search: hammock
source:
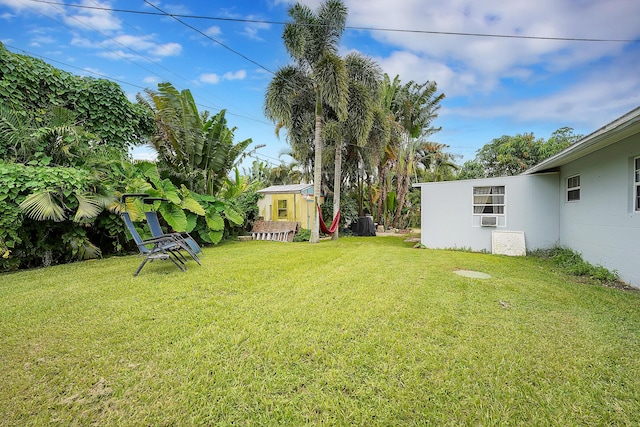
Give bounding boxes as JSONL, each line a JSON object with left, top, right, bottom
{"left": 317, "top": 204, "right": 341, "bottom": 234}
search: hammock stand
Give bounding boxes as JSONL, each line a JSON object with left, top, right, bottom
{"left": 317, "top": 204, "right": 341, "bottom": 234}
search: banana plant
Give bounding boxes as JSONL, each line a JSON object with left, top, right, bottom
{"left": 117, "top": 161, "right": 244, "bottom": 245}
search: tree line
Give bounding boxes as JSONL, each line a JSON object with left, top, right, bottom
{"left": 262, "top": 0, "right": 580, "bottom": 241}
{"left": 0, "top": 43, "right": 258, "bottom": 271}
{"left": 0, "top": 0, "right": 580, "bottom": 270}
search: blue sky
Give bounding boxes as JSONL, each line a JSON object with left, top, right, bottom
{"left": 1, "top": 0, "right": 639, "bottom": 167}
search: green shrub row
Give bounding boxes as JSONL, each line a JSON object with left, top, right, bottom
{"left": 533, "top": 246, "right": 619, "bottom": 284}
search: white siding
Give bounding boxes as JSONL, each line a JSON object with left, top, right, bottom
{"left": 256, "top": 194, "right": 272, "bottom": 221}
{"left": 558, "top": 133, "right": 640, "bottom": 286}
{"left": 417, "top": 174, "right": 559, "bottom": 253}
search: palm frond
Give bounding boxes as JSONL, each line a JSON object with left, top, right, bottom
{"left": 73, "top": 193, "right": 104, "bottom": 221}
{"left": 19, "top": 190, "right": 66, "bottom": 222}
{"left": 69, "top": 237, "right": 101, "bottom": 260}
{"left": 316, "top": 52, "right": 348, "bottom": 121}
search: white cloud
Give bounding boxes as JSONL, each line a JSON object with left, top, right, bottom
{"left": 199, "top": 69, "right": 247, "bottom": 84}
{"left": 223, "top": 70, "right": 247, "bottom": 80}
{"left": 0, "top": 0, "right": 59, "bottom": 15}
{"left": 98, "top": 50, "right": 138, "bottom": 61}
{"left": 29, "top": 35, "right": 56, "bottom": 47}
{"left": 205, "top": 26, "right": 222, "bottom": 37}
{"left": 373, "top": 50, "right": 474, "bottom": 96}
{"left": 63, "top": 0, "right": 121, "bottom": 32}
{"left": 107, "top": 34, "right": 155, "bottom": 51}
{"left": 143, "top": 76, "right": 160, "bottom": 84}
{"left": 82, "top": 67, "right": 108, "bottom": 77}
{"left": 130, "top": 145, "right": 158, "bottom": 161}
{"left": 344, "top": 0, "right": 640, "bottom": 90}
{"left": 98, "top": 34, "right": 182, "bottom": 59}
{"left": 450, "top": 53, "right": 640, "bottom": 130}
{"left": 149, "top": 42, "right": 182, "bottom": 57}
{"left": 241, "top": 17, "right": 271, "bottom": 41}
{"left": 70, "top": 35, "right": 94, "bottom": 48}
{"left": 200, "top": 73, "right": 221, "bottom": 84}
{"left": 334, "top": 0, "right": 640, "bottom": 136}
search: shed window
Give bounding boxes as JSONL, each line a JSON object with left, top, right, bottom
{"left": 567, "top": 175, "right": 580, "bottom": 202}
{"left": 473, "top": 186, "right": 505, "bottom": 215}
{"left": 635, "top": 157, "right": 640, "bottom": 211}
{"left": 277, "top": 199, "right": 288, "bottom": 219}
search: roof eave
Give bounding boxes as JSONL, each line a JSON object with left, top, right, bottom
{"left": 524, "top": 106, "right": 640, "bottom": 175}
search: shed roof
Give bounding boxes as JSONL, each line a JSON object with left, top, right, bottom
{"left": 525, "top": 106, "right": 640, "bottom": 174}
{"left": 257, "top": 184, "right": 314, "bottom": 194}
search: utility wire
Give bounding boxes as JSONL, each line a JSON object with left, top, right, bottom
{"left": 4, "top": 44, "right": 147, "bottom": 90}
{"left": 3, "top": 44, "right": 272, "bottom": 127}
{"left": 15, "top": 0, "right": 276, "bottom": 125}
{"left": 142, "top": 0, "right": 277, "bottom": 75}
{"left": 82, "top": 0, "right": 270, "bottom": 124}
{"left": 24, "top": 0, "right": 640, "bottom": 43}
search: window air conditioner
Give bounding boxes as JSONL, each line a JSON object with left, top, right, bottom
{"left": 480, "top": 216, "right": 498, "bottom": 227}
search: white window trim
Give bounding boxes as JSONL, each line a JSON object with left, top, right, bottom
{"left": 634, "top": 157, "right": 640, "bottom": 212}
{"left": 472, "top": 186, "right": 506, "bottom": 216}
{"left": 566, "top": 174, "right": 581, "bottom": 202}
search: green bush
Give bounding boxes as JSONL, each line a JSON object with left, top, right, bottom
{"left": 293, "top": 228, "right": 311, "bottom": 242}
{"left": 534, "top": 247, "right": 619, "bottom": 284}
{"left": 0, "top": 161, "right": 106, "bottom": 270}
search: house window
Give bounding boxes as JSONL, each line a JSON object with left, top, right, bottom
{"left": 473, "top": 186, "right": 505, "bottom": 215}
{"left": 567, "top": 175, "right": 580, "bottom": 202}
{"left": 635, "top": 157, "right": 640, "bottom": 211}
{"left": 277, "top": 199, "right": 288, "bottom": 219}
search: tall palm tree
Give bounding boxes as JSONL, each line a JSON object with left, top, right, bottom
{"left": 389, "top": 80, "right": 444, "bottom": 227}
{"left": 264, "top": 0, "right": 349, "bottom": 243}
{"left": 374, "top": 74, "right": 404, "bottom": 226}
{"left": 323, "top": 53, "right": 381, "bottom": 239}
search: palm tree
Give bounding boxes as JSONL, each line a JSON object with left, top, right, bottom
{"left": 323, "top": 53, "right": 381, "bottom": 239}
{"left": 389, "top": 80, "right": 444, "bottom": 228}
{"left": 417, "top": 144, "right": 459, "bottom": 182}
{"left": 0, "top": 105, "right": 99, "bottom": 166}
{"left": 374, "top": 74, "right": 404, "bottom": 226}
{"left": 264, "top": 0, "right": 349, "bottom": 243}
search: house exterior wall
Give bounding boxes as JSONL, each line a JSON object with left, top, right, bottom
{"left": 557, "top": 133, "right": 640, "bottom": 286}
{"left": 256, "top": 193, "right": 317, "bottom": 230}
{"left": 257, "top": 194, "right": 272, "bottom": 221}
{"left": 417, "top": 174, "right": 560, "bottom": 252}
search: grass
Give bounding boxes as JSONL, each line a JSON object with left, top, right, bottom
{"left": 1, "top": 236, "right": 639, "bottom": 426}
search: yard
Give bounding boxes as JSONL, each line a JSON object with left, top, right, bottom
{"left": 1, "top": 236, "right": 639, "bottom": 426}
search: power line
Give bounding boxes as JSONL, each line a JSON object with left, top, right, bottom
{"left": 4, "top": 43, "right": 147, "bottom": 90}
{"left": 24, "top": 0, "right": 640, "bottom": 43}
{"left": 2, "top": 44, "right": 273, "bottom": 127}
{"left": 142, "top": 0, "right": 277, "bottom": 75}
{"left": 14, "top": 0, "right": 277, "bottom": 127}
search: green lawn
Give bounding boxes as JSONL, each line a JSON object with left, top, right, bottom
{"left": 1, "top": 236, "right": 639, "bottom": 426}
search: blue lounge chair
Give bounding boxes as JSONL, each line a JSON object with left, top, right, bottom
{"left": 144, "top": 210, "right": 203, "bottom": 257}
{"left": 119, "top": 193, "right": 200, "bottom": 276}
{"left": 121, "top": 212, "right": 194, "bottom": 276}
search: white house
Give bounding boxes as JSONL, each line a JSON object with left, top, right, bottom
{"left": 415, "top": 106, "right": 640, "bottom": 287}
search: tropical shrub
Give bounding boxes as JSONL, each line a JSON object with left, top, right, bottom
{"left": 0, "top": 42, "right": 153, "bottom": 152}
{"left": 0, "top": 161, "right": 108, "bottom": 270}
{"left": 117, "top": 162, "right": 245, "bottom": 246}
{"left": 293, "top": 228, "right": 311, "bottom": 242}
{"left": 140, "top": 82, "right": 253, "bottom": 196}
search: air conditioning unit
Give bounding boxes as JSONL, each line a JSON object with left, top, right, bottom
{"left": 480, "top": 216, "right": 498, "bottom": 227}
